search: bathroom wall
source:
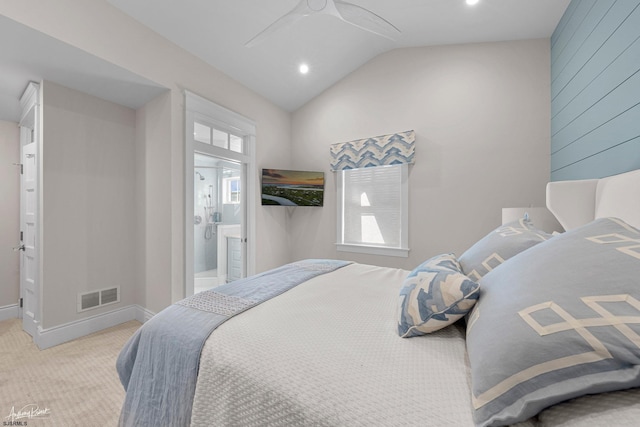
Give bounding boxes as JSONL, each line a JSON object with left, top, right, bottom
{"left": 194, "top": 167, "right": 218, "bottom": 273}
{"left": 221, "top": 167, "right": 242, "bottom": 225}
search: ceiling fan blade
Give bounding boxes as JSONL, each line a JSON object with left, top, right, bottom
{"left": 245, "top": 1, "right": 311, "bottom": 48}
{"left": 333, "top": 0, "right": 400, "bottom": 40}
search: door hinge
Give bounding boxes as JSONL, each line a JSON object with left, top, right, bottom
{"left": 19, "top": 298, "right": 23, "bottom": 308}
{"left": 13, "top": 163, "right": 23, "bottom": 174}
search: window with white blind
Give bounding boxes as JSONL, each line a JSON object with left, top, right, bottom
{"left": 336, "top": 164, "right": 409, "bottom": 257}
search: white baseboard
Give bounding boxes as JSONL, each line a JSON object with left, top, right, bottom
{"left": 35, "top": 304, "right": 155, "bottom": 350}
{"left": 135, "top": 305, "right": 155, "bottom": 323}
{"left": 0, "top": 304, "right": 19, "bottom": 322}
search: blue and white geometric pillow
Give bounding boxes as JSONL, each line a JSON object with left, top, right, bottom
{"left": 459, "top": 218, "right": 552, "bottom": 281}
{"left": 417, "top": 252, "right": 462, "bottom": 272}
{"left": 398, "top": 253, "right": 480, "bottom": 338}
{"left": 467, "top": 217, "right": 640, "bottom": 426}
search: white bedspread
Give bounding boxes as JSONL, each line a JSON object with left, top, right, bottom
{"left": 190, "top": 262, "right": 640, "bottom": 426}
{"left": 191, "top": 263, "right": 474, "bottom": 426}
{"left": 536, "top": 388, "right": 640, "bottom": 427}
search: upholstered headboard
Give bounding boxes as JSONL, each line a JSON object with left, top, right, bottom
{"left": 546, "top": 169, "right": 640, "bottom": 231}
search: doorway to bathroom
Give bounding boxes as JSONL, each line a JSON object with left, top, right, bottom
{"left": 193, "top": 154, "right": 242, "bottom": 293}
{"left": 185, "top": 91, "right": 256, "bottom": 298}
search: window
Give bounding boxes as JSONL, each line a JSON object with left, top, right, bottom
{"left": 211, "top": 128, "right": 228, "bottom": 149}
{"left": 336, "top": 164, "right": 409, "bottom": 257}
{"left": 223, "top": 177, "right": 241, "bottom": 204}
{"left": 193, "top": 121, "right": 244, "bottom": 154}
{"left": 193, "top": 122, "right": 211, "bottom": 144}
{"left": 229, "top": 134, "right": 243, "bottom": 153}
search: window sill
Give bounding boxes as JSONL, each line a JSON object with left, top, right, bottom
{"left": 336, "top": 243, "right": 409, "bottom": 258}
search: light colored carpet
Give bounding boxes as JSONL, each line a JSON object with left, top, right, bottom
{"left": 0, "top": 319, "right": 140, "bottom": 426}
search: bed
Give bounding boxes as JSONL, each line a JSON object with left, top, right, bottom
{"left": 117, "top": 169, "right": 640, "bottom": 427}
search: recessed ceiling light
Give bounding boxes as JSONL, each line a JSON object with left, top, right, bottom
{"left": 466, "top": 0, "right": 480, "bottom": 5}
{"left": 299, "top": 63, "right": 309, "bottom": 74}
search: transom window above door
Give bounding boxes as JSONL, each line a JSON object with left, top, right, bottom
{"left": 194, "top": 121, "right": 243, "bottom": 154}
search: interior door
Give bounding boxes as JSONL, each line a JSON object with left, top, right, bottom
{"left": 20, "top": 140, "right": 38, "bottom": 337}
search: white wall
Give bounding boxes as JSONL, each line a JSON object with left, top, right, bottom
{"left": 291, "top": 40, "right": 551, "bottom": 270}
{"left": 41, "top": 81, "right": 137, "bottom": 328}
{"left": 0, "top": 0, "right": 292, "bottom": 321}
{"left": 134, "top": 96, "right": 147, "bottom": 317}
{"left": 0, "top": 4, "right": 552, "bottom": 327}
{"left": 0, "top": 120, "right": 20, "bottom": 309}
{"left": 135, "top": 92, "right": 172, "bottom": 315}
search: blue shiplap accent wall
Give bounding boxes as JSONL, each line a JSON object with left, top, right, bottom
{"left": 550, "top": 0, "right": 640, "bottom": 181}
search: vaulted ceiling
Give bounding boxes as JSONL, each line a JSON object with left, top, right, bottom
{"left": 107, "top": 0, "right": 571, "bottom": 111}
{"left": 0, "top": 1, "right": 571, "bottom": 122}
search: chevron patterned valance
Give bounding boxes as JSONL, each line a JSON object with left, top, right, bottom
{"left": 330, "top": 130, "right": 415, "bottom": 171}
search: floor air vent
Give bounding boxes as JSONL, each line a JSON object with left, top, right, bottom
{"left": 77, "top": 287, "right": 120, "bottom": 312}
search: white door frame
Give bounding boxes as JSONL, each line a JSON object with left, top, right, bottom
{"left": 184, "top": 91, "right": 256, "bottom": 296}
{"left": 18, "top": 82, "right": 41, "bottom": 337}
